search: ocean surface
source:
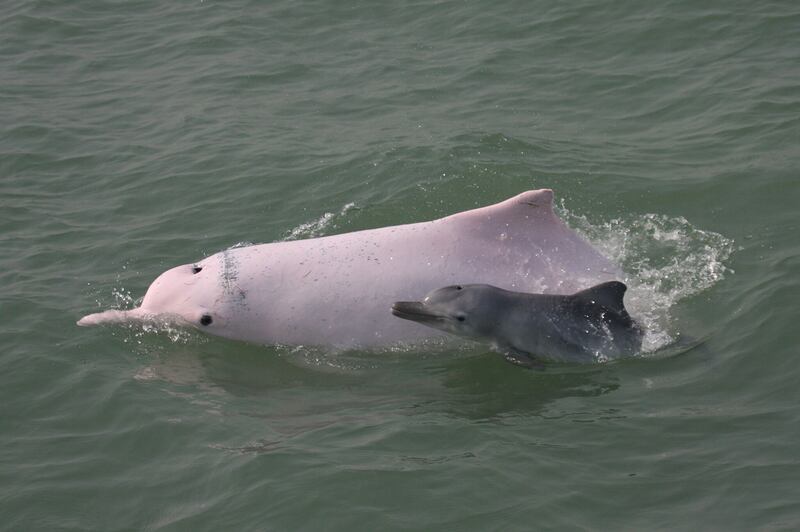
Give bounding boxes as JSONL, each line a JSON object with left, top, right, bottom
{"left": 2, "top": 0, "right": 799, "bottom": 529}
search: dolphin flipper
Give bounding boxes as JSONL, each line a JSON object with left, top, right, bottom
{"left": 497, "top": 345, "right": 547, "bottom": 370}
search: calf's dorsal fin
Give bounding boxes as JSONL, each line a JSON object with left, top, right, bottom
{"left": 572, "top": 281, "right": 629, "bottom": 316}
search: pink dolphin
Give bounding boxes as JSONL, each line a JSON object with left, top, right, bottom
{"left": 78, "top": 189, "right": 620, "bottom": 348}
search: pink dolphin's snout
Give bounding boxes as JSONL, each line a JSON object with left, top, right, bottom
{"left": 77, "top": 260, "right": 221, "bottom": 332}
{"left": 77, "top": 308, "right": 150, "bottom": 326}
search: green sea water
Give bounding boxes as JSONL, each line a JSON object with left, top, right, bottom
{"left": 2, "top": 0, "right": 799, "bottom": 530}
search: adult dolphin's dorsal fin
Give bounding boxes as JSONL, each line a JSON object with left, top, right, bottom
{"left": 572, "top": 281, "right": 629, "bottom": 316}
{"left": 445, "top": 189, "right": 557, "bottom": 226}
{"left": 482, "top": 189, "right": 555, "bottom": 216}
{"left": 507, "top": 189, "right": 555, "bottom": 210}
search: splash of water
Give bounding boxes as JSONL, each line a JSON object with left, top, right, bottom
{"left": 283, "top": 202, "right": 356, "bottom": 241}
{"left": 560, "top": 205, "right": 736, "bottom": 352}
{"left": 103, "top": 286, "right": 199, "bottom": 346}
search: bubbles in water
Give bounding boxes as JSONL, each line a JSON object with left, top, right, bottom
{"left": 137, "top": 320, "right": 199, "bottom": 344}
{"left": 561, "top": 205, "right": 736, "bottom": 352}
{"left": 113, "top": 317, "right": 200, "bottom": 348}
{"left": 278, "top": 344, "right": 378, "bottom": 373}
{"left": 111, "top": 286, "right": 137, "bottom": 309}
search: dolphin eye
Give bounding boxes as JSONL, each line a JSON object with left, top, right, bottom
{"left": 200, "top": 314, "right": 213, "bottom": 326}
{"left": 192, "top": 265, "right": 203, "bottom": 274}
{"left": 456, "top": 315, "right": 466, "bottom": 322}
{"left": 456, "top": 286, "right": 463, "bottom": 290}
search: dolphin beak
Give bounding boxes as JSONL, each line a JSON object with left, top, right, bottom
{"left": 77, "top": 307, "right": 150, "bottom": 326}
{"left": 391, "top": 302, "right": 444, "bottom": 324}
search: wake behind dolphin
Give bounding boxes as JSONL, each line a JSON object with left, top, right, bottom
{"left": 78, "top": 189, "right": 626, "bottom": 350}
{"left": 392, "top": 282, "right": 643, "bottom": 365}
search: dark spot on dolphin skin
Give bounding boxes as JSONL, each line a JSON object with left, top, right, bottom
{"left": 192, "top": 265, "right": 203, "bottom": 274}
{"left": 200, "top": 314, "right": 213, "bottom": 326}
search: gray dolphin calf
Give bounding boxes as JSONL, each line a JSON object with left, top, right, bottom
{"left": 391, "top": 281, "right": 643, "bottom": 365}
